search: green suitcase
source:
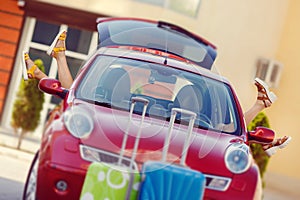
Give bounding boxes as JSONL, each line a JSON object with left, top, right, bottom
{"left": 80, "top": 163, "right": 140, "bottom": 200}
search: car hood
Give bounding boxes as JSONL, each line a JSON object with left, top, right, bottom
{"left": 71, "top": 100, "right": 243, "bottom": 177}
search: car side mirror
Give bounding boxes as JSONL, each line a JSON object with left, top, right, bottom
{"left": 38, "top": 78, "right": 68, "bottom": 99}
{"left": 248, "top": 126, "right": 275, "bottom": 144}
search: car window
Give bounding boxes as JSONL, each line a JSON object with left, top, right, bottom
{"left": 76, "top": 55, "right": 240, "bottom": 135}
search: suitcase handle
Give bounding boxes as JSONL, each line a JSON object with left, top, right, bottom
{"left": 170, "top": 108, "right": 197, "bottom": 117}
{"left": 131, "top": 96, "right": 150, "bottom": 105}
{"left": 118, "top": 97, "right": 149, "bottom": 168}
{"left": 129, "top": 97, "right": 149, "bottom": 169}
{"left": 162, "top": 108, "right": 197, "bottom": 165}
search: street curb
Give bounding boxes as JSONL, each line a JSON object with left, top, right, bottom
{"left": 0, "top": 145, "right": 34, "bottom": 162}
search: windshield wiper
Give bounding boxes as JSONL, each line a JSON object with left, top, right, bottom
{"left": 78, "top": 98, "right": 112, "bottom": 108}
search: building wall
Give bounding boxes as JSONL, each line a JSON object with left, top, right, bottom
{"left": 193, "top": 0, "right": 289, "bottom": 110}
{"left": 0, "top": 0, "right": 24, "bottom": 121}
{"left": 266, "top": 0, "right": 300, "bottom": 179}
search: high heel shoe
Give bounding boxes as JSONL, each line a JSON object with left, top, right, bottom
{"left": 263, "top": 136, "right": 291, "bottom": 157}
{"left": 22, "top": 51, "right": 37, "bottom": 80}
{"left": 255, "top": 78, "right": 277, "bottom": 107}
{"left": 47, "top": 30, "right": 67, "bottom": 57}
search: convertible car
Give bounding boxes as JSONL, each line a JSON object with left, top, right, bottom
{"left": 23, "top": 18, "right": 274, "bottom": 200}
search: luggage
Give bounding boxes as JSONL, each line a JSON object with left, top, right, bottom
{"left": 139, "top": 108, "right": 206, "bottom": 200}
{"left": 80, "top": 163, "right": 140, "bottom": 200}
{"left": 80, "top": 97, "right": 149, "bottom": 200}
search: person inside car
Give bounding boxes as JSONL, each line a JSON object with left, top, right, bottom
{"left": 22, "top": 30, "right": 291, "bottom": 157}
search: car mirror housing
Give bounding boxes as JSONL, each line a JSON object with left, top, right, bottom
{"left": 248, "top": 126, "right": 275, "bottom": 143}
{"left": 38, "top": 78, "right": 68, "bottom": 99}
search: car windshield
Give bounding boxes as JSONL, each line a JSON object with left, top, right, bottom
{"left": 76, "top": 55, "right": 240, "bottom": 135}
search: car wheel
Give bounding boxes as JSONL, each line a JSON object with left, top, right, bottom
{"left": 23, "top": 151, "right": 39, "bottom": 200}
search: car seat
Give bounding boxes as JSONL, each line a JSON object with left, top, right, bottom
{"left": 173, "top": 85, "right": 203, "bottom": 113}
{"left": 97, "top": 67, "right": 131, "bottom": 109}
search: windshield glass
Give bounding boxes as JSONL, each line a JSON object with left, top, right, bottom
{"left": 76, "top": 55, "right": 240, "bottom": 135}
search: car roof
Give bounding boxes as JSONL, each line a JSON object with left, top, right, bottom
{"left": 96, "top": 17, "right": 217, "bottom": 70}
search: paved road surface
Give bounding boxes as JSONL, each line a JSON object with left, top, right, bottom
{"left": 0, "top": 146, "right": 33, "bottom": 200}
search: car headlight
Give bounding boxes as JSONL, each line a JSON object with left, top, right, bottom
{"left": 224, "top": 143, "right": 250, "bottom": 174}
{"left": 64, "top": 107, "right": 94, "bottom": 138}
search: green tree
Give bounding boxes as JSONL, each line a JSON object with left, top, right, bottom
{"left": 247, "top": 112, "right": 270, "bottom": 180}
{"left": 11, "top": 59, "right": 45, "bottom": 149}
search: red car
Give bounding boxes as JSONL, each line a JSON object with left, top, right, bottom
{"left": 23, "top": 18, "right": 274, "bottom": 200}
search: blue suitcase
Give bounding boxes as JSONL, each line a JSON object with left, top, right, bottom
{"left": 139, "top": 108, "right": 206, "bottom": 200}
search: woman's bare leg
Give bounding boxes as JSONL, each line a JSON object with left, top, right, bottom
{"left": 48, "top": 31, "right": 73, "bottom": 89}
{"left": 244, "top": 78, "right": 273, "bottom": 125}
{"left": 244, "top": 99, "right": 268, "bottom": 125}
{"left": 55, "top": 51, "right": 73, "bottom": 89}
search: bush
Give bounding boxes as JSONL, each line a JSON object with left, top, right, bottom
{"left": 247, "top": 112, "right": 270, "bottom": 179}
{"left": 11, "top": 59, "right": 45, "bottom": 149}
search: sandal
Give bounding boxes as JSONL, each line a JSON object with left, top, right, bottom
{"left": 22, "top": 51, "right": 37, "bottom": 80}
{"left": 46, "top": 30, "right": 67, "bottom": 57}
{"left": 255, "top": 78, "right": 277, "bottom": 107}
{"left": 264, "top": 136, "right": 291, "bottom": 157}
